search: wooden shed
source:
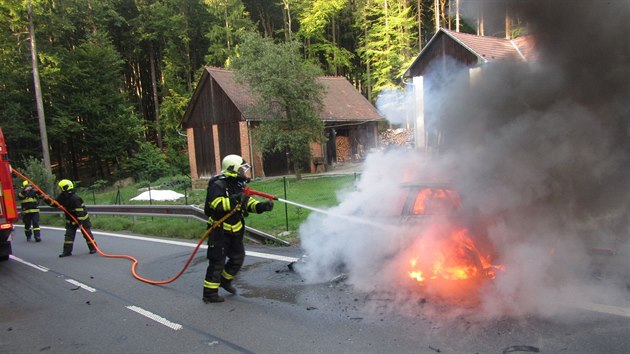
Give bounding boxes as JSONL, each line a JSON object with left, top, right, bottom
{"left": 181, "top": 67, "right": 384, "bottom": 184}
{"left": 402, "top": 28, "right": 535, "bottom": 150}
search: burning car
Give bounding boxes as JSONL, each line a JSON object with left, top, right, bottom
{"left": 294, "top": 179, "right": 503, "bottom": 298}
{"left": 394, "top": 182, "right": 503, "bottom": 292}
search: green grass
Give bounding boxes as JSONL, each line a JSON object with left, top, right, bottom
{"left": 44, "top": 175, "right": 359, "bottom": 243}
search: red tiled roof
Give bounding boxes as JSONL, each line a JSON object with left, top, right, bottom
{"left": 511, "top": 35, "right": 537, "bottom": 62}
{"left": 443, "top": 29, "right": 530, "bottom": 62}
{"left": 317, "top": 76, "right": 383, "bottom": 122}
{"left": 403, "top": 28, "right": 536, "bottom": 77}
{"left": 205, "top": 67, "right": 256, "bottom": 113}
{"left": 204, "top": 67, "right": 383, "bottom": 122}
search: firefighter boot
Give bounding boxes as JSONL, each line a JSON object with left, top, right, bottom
{"left": 59, "top": 244, "right": 73, "bottom": 258}
{"left": 34, "top": 231, "right": 41, "bottom": 242}
{"left": 202, "top": 289, "right": 224, "bottom": 303}
{"left": 25, "top": 230, "right": 32, "bottom": 242}
{"left": 220, "top": 278, "right": 238, "bottom": 295}
{"left": 88, "top": 242, "right": 97, "bottom": 254}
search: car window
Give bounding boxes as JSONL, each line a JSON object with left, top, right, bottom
{"left": 410, "top": 187, "right": 461, "bottom": 215}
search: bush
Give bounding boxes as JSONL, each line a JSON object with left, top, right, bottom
{"left": 117, "top": 142, "right": 173, "bottom": 181}
{"left": 13, "top": 156, "right": 56, "bottom": 195}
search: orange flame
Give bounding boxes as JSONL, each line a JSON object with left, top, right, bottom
{"left": 411, "top": 187, "right": 461, "bottom": 215}
{"left": 407, "top": 227, "right": 502, "bottom": 284}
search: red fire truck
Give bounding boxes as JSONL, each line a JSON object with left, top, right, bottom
{"left": 0, "top": 128, "right": 18, "bottom": 261}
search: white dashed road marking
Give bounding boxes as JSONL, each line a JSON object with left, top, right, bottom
{"left": 9, "top": 255, "right": 49, "bottom": 272}
{"left": 126, "top": 305, "right": 183, "bottom": 331}
{"left": 65, "top": 279, "right": 96, "bottom": 292}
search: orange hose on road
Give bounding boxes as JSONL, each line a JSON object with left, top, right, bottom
{"left": 12, "top": 169, "right": 233, "bottom": 285}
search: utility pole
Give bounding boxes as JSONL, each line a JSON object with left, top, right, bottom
{"left": 27, "top": 1, "right": 51, "bottom": 172}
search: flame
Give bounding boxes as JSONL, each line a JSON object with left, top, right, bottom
{"left": 411, "top": 187, "right": 461, "bottom": 215}
{"left": 407, "top": 227, "right": 503, "bottom": 284}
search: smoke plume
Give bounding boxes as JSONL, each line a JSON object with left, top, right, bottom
{"left": 297, "top": 0, "right": 629, "bottom": 318}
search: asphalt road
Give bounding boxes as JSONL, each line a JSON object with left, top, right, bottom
{"left": 1, "top": 226, "right": 630, "bottom": 353}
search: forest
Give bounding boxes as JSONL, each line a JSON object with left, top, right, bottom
{"left": 0, "top": 0, "right": 521, "bottom": 183}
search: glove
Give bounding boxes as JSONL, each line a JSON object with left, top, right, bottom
{"left": 258, "top": 200, "right": 274, "bottom": 212}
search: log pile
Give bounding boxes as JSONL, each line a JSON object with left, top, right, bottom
{"left": 379, "top": 128, "right": 414, "bottom": 148}
{"left": 336, "top": 136, "right": 352, "bottom": 162}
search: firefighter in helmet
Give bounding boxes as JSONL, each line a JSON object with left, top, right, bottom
{"left": 17, "top": 180, "right": 42, "bottom": 242}
{"left": 45, "top": 179, "right": 97, "bottom": 257}
{"left": 202, "top": 154, "right": 274, "bottom": 303}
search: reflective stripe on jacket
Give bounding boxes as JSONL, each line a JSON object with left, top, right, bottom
{"left": 204, "top": 175, "right": 262, "bottom": 233}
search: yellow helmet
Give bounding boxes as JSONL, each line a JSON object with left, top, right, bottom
{"left": 58, "top": 179, "right": 74, "bottom": 191}
{"left": 22, "top": 180, "right": 30, "bottom": 187}
{"left": 221, "top": 154, "right": 250, "bottom": 178}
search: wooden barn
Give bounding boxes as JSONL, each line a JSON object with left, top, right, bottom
{"left": 403, "top": 28, "right": 535, "bottom": 150}
{"left": 181, "top": 67, "right": 384, "bottom": 184}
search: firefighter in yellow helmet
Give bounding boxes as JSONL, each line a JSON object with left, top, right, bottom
{"left": 45, "top": 179, "right": 97, "bottom": 257}
{"left": 202, "top": 154, "right": 274, "bottom": 303}
{"left": 17, "top": 180, "right": 42, "bottom": 242}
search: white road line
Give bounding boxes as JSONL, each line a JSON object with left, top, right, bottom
{"left": 246, "top": 250, "right": 298, "bottom": 262}
{"left": 65, "top": 279, "right": 97, "bottom": 293}
{"left": 9, "top": 255, "right": 49, "bottom": 272}
{"left": 126, "top": 305, "right": 183, "bottom": 331}
{"left": 33, "top": 226, "right": 300, "bottom": 262}
{"left": 576, "top": 302, "right": 630, "bottom": 318}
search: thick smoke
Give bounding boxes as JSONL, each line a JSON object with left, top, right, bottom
{"left": 297, "top": 0, "right": 629, "bottom": 318}
{"left": 375, "top": 88, "right": 416, "bottom": 127}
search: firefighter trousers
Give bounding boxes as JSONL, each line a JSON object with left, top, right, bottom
{"left": 62, "top": 219, "right": 96, "bottom": 254}
{"left": 23, "top": 212, "right": 41, "bottom": 240}
{"left": 203, "top": 226, "right": 245, "bottom": 295}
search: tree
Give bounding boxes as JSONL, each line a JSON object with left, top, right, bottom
{"left": 203, "top": 0, "right": 254, "bottom": 66}
{"left": 355, "top": 0, "right": 418, "bottom": 98}
{"left": 49, "top": 32, "right": 142, "bottom": 179}
{"left": 297, "top": 0, "right": 354, "bottom": 76}
{"left": 0, "top": 0, "right": 41, "bottom": 162}
{"left": 230, "top": 32, "right": 325, "bottom": 180}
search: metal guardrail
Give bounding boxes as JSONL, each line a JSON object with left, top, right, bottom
{"left": 37, "top": 205, "right": 290, "bottom": 246}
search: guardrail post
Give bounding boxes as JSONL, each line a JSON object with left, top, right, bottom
{"left": 115, "top": 187, "right": 122, "bottom": 205}
{"left": 283, "top": 176, "right": 288, "bottom": 231}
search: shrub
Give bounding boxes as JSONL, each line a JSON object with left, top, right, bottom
{"left": 14, "top": 156, "right": 56, "bottom": 195}
{"left": 117, "top": 142, "right": 173, "bottom": 181}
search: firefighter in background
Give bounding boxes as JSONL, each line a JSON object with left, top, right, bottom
{"left": 202, "top": 154, "right": 274, "bottom": 303}
{"left": 17, "top": 181, "right": 42, "bottom": 242}
{"left": 44, "top": 179, "right": 97, "bottom": 257}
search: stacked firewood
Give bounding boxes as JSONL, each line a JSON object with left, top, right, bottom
{"left": 336, "top": 136, "right": 352, "bottom": 162}
{"left": 379, "top": 128, "right": 414, "bottom": 147}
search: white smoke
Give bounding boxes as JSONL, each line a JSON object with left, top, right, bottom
{"left": 375, "top": 87, "right": 416, "bottom": 127}
{"left": 297, "top": 151, "right": 425, "bottom": 289}
{"left": 297, "top": 0, "right": 629, "bottom": 318}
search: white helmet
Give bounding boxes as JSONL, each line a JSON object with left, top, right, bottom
{"left": 221, "top": 154, "right": 250, "bottom": 179}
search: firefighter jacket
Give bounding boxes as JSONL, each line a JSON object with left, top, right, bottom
{"left": 17, "top": 186, "right": 40, "bottom": 214}
{"left": 46, "top": 190, "right": 90, "bottom": 224}
{"left": 204, "top": 175, "right": 267, "bottom": 233}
